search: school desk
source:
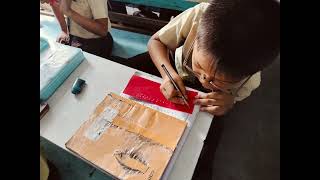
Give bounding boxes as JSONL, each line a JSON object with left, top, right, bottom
{"left": 40, "top": 14, "right": 213, "bottom": 180}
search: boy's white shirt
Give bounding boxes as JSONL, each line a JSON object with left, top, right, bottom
{"left": 158, "top": 2, "right": 261, "bottom": 102}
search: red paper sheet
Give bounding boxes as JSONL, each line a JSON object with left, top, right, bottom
{"left": 123, "top": 75, "right": 198, "bottom": 114}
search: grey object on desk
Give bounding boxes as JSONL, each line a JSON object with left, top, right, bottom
{"left": 72, "top": 78, "right": 86, "bottom": 95}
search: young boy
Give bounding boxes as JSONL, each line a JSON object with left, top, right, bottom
{"left": 146, "top": 0, "right": 279, "bottom": 179}
{"left": 148, "top": 0, "right": 279, "bottom": 116}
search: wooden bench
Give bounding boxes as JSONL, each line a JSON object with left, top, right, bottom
{"left": 108, "top": 0, "right": 199, "bottom": 59}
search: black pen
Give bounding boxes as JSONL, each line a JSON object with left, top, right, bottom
{"left": 161, "top": 64, "right": 190, "bottom": 108}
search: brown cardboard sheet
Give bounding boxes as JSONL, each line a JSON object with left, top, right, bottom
{"left": 66, "top": 93, "right": 187, "bottom": 180}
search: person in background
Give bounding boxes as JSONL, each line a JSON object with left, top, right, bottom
{"left": 49, "top": 0, "right": 113, "bottom": 58}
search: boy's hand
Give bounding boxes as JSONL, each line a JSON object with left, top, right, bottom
{"left": 194, "top": 92, "right": 235, "bottom": 116}
{"left": 160, "top": 73, "right": 187, "bottom": 105}
{"left": 57, "top": 31, "right": 70, "bottom": 44}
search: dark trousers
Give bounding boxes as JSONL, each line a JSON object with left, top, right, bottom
{"left": 113, "top": 52, "right": 223, "bottom": 180}
{"left": 69, "top": 32, "right": 113, "bottom": 59}
{"left": 192, "top": 117, "right": 224, "bottom": 180}
{"left": 110, "top": 52, "right": 162, "bottom": 77}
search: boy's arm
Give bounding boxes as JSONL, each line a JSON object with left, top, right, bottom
{"left": 235, "top": 72, "right": 261, "bottom": 102}
{"left": 60, "top": 0, "right": 109, "bottom": 37}
{"left": 148, "top": 3, "right": 206, "bottom": 103}
{"left": 148, "top": 3, "right": 205, "bottom": 74}
{"left": 148, "top": 32, "right": 178, "bottom": 82}
{"left": 148, "top": 32, "right": 188, "bottom": 104}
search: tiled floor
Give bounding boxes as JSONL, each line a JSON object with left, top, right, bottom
{"left": 212, "top": 58, "right": 280, "bottom": 180}
{"left": 41, "top": 137, "right": 112, "bottom": 180}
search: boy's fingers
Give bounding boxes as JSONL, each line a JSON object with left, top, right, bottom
{"left": 160, "top": 83, "right": 185, "bottom": 105}
{"left": 175, "top": 80, "right": 188, "bottom": 100}
{"left": 161, "top": 88, "right": 184, "bottom": 104}
{"left": 161, "top": 75, "right": 187, "bottom": 104}
{"left": 195, "top": 92, "right": 223, "bottom": 99}
{"left": 169, "top": 97, "right": 185, "bottom": 104}
{"left": 160, "top": 81, "right": 178, "bottom": 100}
{"left": 194, "top": 99, "right": 221, "bottom": 106}
{"left": 200, "top": 106, "right": 227, "bottom": 116}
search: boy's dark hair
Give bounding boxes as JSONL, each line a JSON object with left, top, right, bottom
{"left": 196, "top": 0, "right": 280, "bottom": 78}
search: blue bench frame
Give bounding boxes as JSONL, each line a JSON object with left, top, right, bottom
{"left": 110, "top": 29, "right": 150, "bottom": 59}
{"left": 111, "top": 0, "right": 197, "bottom": 11}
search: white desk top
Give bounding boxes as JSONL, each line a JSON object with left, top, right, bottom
{"left": 40, "top": 53, "right": 212, "bottom": 180}
{"left": 40, "top": 37, "right": 213, "bottom": 180}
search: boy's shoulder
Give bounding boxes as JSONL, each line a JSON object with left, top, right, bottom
{"left": 197, "top": 2, "right": 210, "bottom": 11}
{"left": 190, "top": 2, "right": 210, "bottom": 19}
{"left": 179, "top": 2, "right": 209, "bottom": 21}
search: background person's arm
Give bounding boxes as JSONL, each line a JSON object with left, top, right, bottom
{"left": 50, "top": 0, "right": 68, "bottom": 33}
{"left": 50, "top": 0, "right": 70, "bottom": 43}
{"left": 60, "top": 0, "right": 109, "bottom": 37}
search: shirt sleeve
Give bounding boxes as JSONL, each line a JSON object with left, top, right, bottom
{"left": 235, "top": 71, "right": 261, "bottom": 102}
{"left": 158, "top": 3, "right": 205, "bottom": 50}
{"left": 88, "top": 0, "right": 108, "bottom": 19}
